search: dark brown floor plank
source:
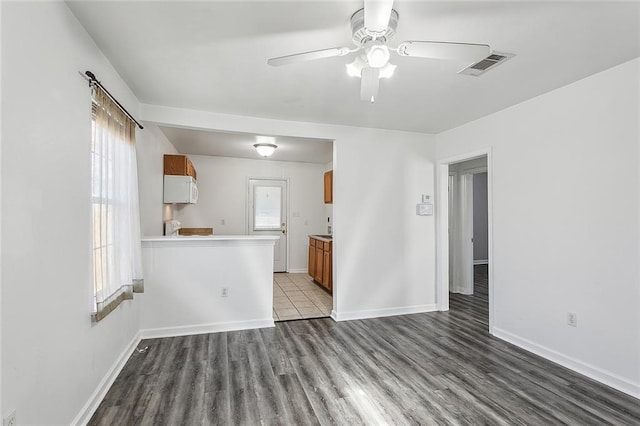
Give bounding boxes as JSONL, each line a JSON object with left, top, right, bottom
{"left": 89, "top": 266, "right": 640, "bottom": 425}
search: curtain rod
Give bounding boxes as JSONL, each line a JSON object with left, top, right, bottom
{"left": 82, "top": 70, "right": 144, "bottom": 130}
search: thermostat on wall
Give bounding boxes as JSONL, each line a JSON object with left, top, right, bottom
{"left": 416, "top": 203, "right": 433, "bottom": 216}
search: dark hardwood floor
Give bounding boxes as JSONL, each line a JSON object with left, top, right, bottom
{"left": 90, "top": 265, "right": 640, "bottom": 425}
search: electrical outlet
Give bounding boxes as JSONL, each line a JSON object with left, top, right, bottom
{"left": 4, "top": 409, "right": 16, "bottom": 426}
{"left": 567, "top": 312, "right": 577, "bottom": 327}
{"left": 221, "top": 287, "right": 228, "bottom": 298}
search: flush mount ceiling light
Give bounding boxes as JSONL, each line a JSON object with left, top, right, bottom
{"left": 254, "top": 143, "right": 278, "bottom": 157}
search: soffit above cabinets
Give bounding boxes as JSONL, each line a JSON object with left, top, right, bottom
{"left": 159, "top": 126, "right": 333, "bottom": 164}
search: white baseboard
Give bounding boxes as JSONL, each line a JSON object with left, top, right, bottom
{"left": 285, "top": 268, "right": 307, "bottom": 274}
{"left": 473, "top": 259, "right": 488, "bottom": 265}
{"left": 139, "top": 318, "right": 275, "bottom": 339}
{"left": 72, "top": 331, "right": 141, "bottom": 426}
{"left": 493, "top": 327, "right": 640, "bottom": 399}
{"left": 333, "top": 304, "right": 438, "bottom": 322}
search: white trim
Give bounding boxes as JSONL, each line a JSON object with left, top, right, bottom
{"left": 493, "top": 327, "right": 640, "bottom": 399}
{"left": 473, "top": 259, "right": 489, "bottom": 265}
{"left": 285, "top": 268, "right": 307, "bottom": 274}
{"left": 71, "top": 331, "right": 141, "bottom": 426}
{"left": 436, "top": 147, "right": 494, "bottom": 333}
{"left": 139, "top": 318, "right": 275, "bottom": 339}
{"left": 462, "top": 166, "right": 487, "bottom": 175}
{"left": 436, "top": 164, "right": 450, "bottom": 312}
{"left": 332, "top": 304, "right": 438, "bottom": 322}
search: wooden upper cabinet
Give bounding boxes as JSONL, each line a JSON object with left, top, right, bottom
{"left": 324, "top": 170, "right": 333, "bottom": 204}
{"left": 164, "top": 154, "right": 197, "bottom": 180}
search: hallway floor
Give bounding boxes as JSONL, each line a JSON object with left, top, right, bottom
{"left": 273, "top": 273, "right": 332, "bottom": 321}
{"left": 449, "top": 264, "right": 489, "bottom": 330}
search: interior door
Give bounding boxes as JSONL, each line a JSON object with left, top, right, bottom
{"left": 248, "top": 179, "right": 287, "bottom": 272}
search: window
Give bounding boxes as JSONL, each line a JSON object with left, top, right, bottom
{"left": 91, "top": 87, "right": 143, "bottom": 322}
{"left": 253, "top": 185, "right": 283, "bottom": 230}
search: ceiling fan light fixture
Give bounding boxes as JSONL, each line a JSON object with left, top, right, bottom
{"left": 346, "top": 55, "right": 367, "bottom": 77}
{"left": 254, "top": 143, "right": 278, "bottom": 157}
{"left": 367, "top": 44, "right": 390, "bottom": 68}
{"left": 379, "top": 62, "right": 396, "bottom": 79}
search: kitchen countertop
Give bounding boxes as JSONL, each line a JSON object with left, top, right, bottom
{"left": 310, "top": 235, "right": 333, "bottom": 242}
{"left": 142, "top": 235, "right": 279, "bottom": 241}
{"left": 141, "top": 235, "right": 280, "bottom": 246}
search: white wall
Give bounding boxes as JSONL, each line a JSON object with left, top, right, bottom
{"left": 0, "top": 2, "right": 165, "bottom": 423}
{"left": 141, "top": 105, "right": 438, "bottom": 320}
{"left": 437, "top": 58, "right": 640, "bottom": 396}
{"left": 140, "top": 238, "right": 276, "bottom": 336}
{"left": 0, "top": 1, "right": 3, "bottom": 418}
{"left": 136, "top": 124, "right": 178, "bottom": 236}
{"left": 176, "top": 155, "right": 327, "bottom": 272}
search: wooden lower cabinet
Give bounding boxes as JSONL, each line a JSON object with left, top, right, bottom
{"left": 308, "top": 239, "right": 316, "bottom": 277}
{"left": 308, "top": 236, "right": 332, "bottom": 292}
{"left": 314, "top": 246, "right": 323, "bottom": 283}
{"left": 322, "top": 249, "right": 332, "bottom": 290}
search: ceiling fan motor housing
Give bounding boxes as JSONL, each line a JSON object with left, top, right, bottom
{"left": 350, "top": 8, "right": 399, "bottom": 46}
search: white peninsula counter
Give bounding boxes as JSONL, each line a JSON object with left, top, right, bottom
{"left": 140, "top": 235, "right": 279, "bottom": 338}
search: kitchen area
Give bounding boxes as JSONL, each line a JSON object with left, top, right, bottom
{"left": 273, "top": 170, "right": 334, "bottom": 321}
{"left": 137, "top": 126, "right": 335, "bottom": 333}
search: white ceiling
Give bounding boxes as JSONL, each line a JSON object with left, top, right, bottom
{"left": 160, "top": 126, "right": 333, "bottom": 163}
{"left": 67, "top": 1, "right": 640, "bottom": 134}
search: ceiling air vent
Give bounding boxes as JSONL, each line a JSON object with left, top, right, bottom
{"left": 459, "top": 51, "right": 514, "bottom": 76}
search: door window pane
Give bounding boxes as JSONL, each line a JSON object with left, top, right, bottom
{"left": 254, "top": 186, "right": 282, "bottom": 230}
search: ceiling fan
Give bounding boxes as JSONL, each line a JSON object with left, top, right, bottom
{"left": 267, "top": 0, "right": 491, "bottom": 103}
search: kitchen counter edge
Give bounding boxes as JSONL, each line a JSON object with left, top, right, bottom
{"left": 309, "top": 235, "right": 333, "bottom": 242}
{"left": 142, "top": 235, "right": 280, "bottom": 245}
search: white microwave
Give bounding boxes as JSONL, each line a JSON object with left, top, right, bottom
{"left": 163, "top": 175, "right": 198, "bottom": 204}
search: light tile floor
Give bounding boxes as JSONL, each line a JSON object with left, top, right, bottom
{"left": 273, "top": 273, "right": 333, "bottom": 321}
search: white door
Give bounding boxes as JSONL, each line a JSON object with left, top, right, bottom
{"left": 248, "top": 179, "right": 287, "bottom": 272}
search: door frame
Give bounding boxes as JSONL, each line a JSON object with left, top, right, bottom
{"left": 436, "top": 147, "right": 494, "bottom": 334}
{"left": 247, "top": 177, "right": 290, "bottom": 272}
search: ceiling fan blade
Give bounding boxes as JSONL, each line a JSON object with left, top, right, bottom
{"left": 267, "top": 47, "right": 351, "bottom": 67}
{"left": 397, "top": 41, "right": 490, "bottom": 63}
{"left": 360, "top": 67, "right": 380, "bottom": 102}
{"left": 364, "top": 0, "right": 394, "bottom": 34}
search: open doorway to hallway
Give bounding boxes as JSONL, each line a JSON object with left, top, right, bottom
{"left": 447, "top": 156, "right": 490, "bottom": 330}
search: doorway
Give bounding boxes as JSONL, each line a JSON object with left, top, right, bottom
{"left": 437, "top": 150, "right": 493, "bottom": 333}
{"left": 448, "top": 158, "right": 487, "bottom": 295}
{"left": 248, "top": 178, "right": 288, "bottom": 272}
